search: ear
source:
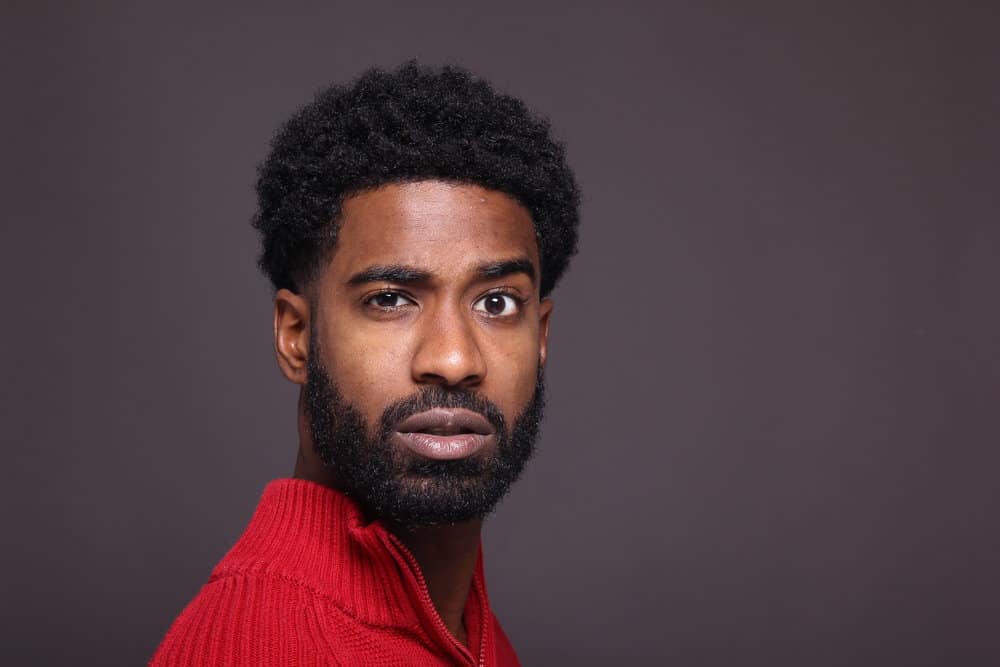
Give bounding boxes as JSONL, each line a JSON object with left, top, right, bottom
{"left": 538, "top": 297, "right": 554, "bottom": 368}
{"left": 274, "top": 288, "right": 311, "bottom": 385}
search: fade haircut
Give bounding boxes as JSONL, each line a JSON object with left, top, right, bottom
{"left": 252, "top": 61, "right": 580, "bottom": 297}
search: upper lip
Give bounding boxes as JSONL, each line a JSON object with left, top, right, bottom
{"left": 395, "top": 408, "right": 495, "bottom": 436}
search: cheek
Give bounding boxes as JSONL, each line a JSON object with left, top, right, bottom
{"left": 320, "top": 322, "right": 415, "bottom": 413}
{"left": 319, "top": 307, "right": 542, "bottom": 419}
{"left": 483, "top": 328, "right": 542, "bottom": 416}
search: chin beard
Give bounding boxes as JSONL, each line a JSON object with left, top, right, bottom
{"left": 304, "top": 352, "right": 545, "bottom": 529}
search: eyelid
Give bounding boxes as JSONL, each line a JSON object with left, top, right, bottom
{"left": 361, "top": 285, "right": 415, "bottom": 298}
{"left": 361, "top": 287, "right": 418, "bottom": 309}
{"left": 472, "top": 288, "right": 528, "bottom": 317}
{"left": 478, "top": 285, "right": 528, "bottom": 300}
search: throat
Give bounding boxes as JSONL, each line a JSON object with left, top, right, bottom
{"left": 390, "top": 519, "right": 483, "bottom": 646}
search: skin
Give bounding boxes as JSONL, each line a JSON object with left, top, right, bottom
{"left": 272, "top": 180, "right": 552, "bottom": 645}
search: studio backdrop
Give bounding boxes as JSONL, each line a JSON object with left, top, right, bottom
{"left": 2, "top": 2, "right": 997, "bottom": 665}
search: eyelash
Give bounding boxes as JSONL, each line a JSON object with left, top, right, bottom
{"left": 363, "top": 290, "right": 417, "bottom": 311}
{"left": 473, "top": 290, "right": 528, "bottom": 318}
{"left": 361, "top": 288, "right": 527, "bottom": 318}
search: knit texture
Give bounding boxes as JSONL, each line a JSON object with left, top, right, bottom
{"left": 150, "top": 479, "right": 519, "bottom": 666}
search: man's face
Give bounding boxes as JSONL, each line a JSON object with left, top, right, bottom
{"left": 302, "top": 180, "right": 552, "bottom": 527}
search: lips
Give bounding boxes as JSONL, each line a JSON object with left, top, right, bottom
{"left": 392, "top": 408, "right": 497, "bottom": 460}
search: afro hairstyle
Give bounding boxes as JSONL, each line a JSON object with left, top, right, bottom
{"left": 251, "top": 61, "right": 580, "bottom": 297}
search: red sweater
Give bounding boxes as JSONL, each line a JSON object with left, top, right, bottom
{"left": 151, "top": 479, "right": 519, "bottom": 666}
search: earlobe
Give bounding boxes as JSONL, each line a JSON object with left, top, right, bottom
{"left": 538, "top": 297, "right": 554, "bottom": 368}
{"left": 274, "top": 288, "right": 311, "bottom": 385}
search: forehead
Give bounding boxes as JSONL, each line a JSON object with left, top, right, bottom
{"left": 325, "top": 180, "right": 539, "bottom": 282}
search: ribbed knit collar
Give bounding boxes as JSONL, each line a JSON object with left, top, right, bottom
{"left": 210, "top": 478, "right": 491, "bottom": 664}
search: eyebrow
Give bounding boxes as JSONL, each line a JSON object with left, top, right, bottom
{"left": 477, "top": 258, "right": 536, "bottom": 284}
{"left": 346, "top": 265, "right": 432, "bottom": 286}
{"left": 346, "top": 257, "right": 536, "bottom": 287}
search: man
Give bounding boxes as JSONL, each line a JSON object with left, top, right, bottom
{"left": 151, "top": 62, "right": 580, "bottom": 665}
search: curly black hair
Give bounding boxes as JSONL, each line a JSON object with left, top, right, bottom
{"left": 252, "top": 61, "right": 580, "bottom": 297}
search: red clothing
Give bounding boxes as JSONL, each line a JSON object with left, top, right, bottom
{"left": 151, "top": 479, "right": 519, "bottom": 666}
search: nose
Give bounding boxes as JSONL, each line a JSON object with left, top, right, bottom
{"left": 411, "top": 304, "right": 486, "bottom": 389}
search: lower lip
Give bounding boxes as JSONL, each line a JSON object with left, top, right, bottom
{"left": 392, "top": 432, "right": 495, "bottom": 460}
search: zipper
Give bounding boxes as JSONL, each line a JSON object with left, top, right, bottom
{"left": 473, "top": 566, "right": 488, "bottom": 667}
{"left": 385, "top": 532, "right": 484, "bottom": 666}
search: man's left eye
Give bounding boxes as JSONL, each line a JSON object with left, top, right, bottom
{"left": 473, "top": 293, "right": 521, "bottom": 317}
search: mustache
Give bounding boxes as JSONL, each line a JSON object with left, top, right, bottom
{"left": 377, "top": 386, "right": 507, "bottom": 439}
{"left": 377, "top": 386, "right": 508, "bottom": 478}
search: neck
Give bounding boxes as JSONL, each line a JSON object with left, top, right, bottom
{"left": 389, "top": 519, "right": 483, "bottom": 646}
{"left": 292, "top": 394, "right": 483, "bottom": 646}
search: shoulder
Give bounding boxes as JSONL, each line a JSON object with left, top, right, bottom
{"left": 491, "top": 617, "right": 522, "bottom": 667}
{"left": 149, "top": 572, "right": 339, "bottom": 666}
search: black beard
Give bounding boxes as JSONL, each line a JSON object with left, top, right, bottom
{"left": 304, "top": 352, "right": 544, "bottom": 529}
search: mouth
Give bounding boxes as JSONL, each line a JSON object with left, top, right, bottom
{"left": 392, "top": 408, "right": 497, "bottom": 460}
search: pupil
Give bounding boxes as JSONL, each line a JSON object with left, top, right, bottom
{"left": 377, "top": 293, "right": 396, "bottom": 307}
{"left": 486, "top": 295, "right": 505, "bottom": 314}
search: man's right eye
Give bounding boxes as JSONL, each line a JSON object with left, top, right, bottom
{"left": 365, "top": 291, "right": 415, "bottom": 310}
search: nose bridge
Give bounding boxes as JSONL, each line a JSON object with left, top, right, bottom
{"left": 412, "top": 297, "right": 486, "bottom": 387}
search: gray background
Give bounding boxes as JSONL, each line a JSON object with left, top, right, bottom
{"left": 2, "top": 1, "right": 998, "bottom": 665}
